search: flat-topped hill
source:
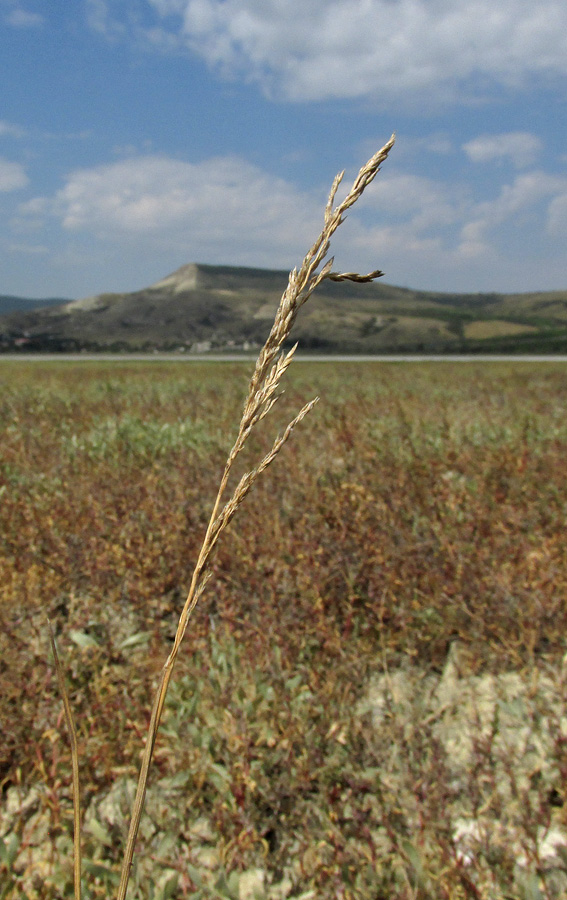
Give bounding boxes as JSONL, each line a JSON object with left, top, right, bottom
{"left": 2, "top": 263, "right": 566, "bottom": 353}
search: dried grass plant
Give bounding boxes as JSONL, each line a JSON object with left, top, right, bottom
{"left": 49, "top": 134, "right": 396, "bottom": 900}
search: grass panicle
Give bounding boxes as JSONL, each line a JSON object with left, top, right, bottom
{"left": 48, "top": 135, "right": 396, "bottom": 900}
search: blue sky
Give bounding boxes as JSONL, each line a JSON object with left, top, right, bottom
{"left": 1, "top": 0, "right": 566, "bottom": 299}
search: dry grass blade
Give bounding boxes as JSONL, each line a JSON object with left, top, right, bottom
{"left": 47, "top": 618, "right": 81, "bottom": 900}
{"left": 101, "top": 135, "right": 395, "bottom": 900}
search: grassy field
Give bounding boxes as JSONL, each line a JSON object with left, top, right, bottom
{"left": 2, "top": 360, "right": 567, "bottom": 899}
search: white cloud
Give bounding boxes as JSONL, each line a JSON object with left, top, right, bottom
{"left": 467, "top": 171, "right": 567, "bottom": 231}
{"left": 144, "top": 0, "right": 567, "bottom": 103}
{"left": 456, "top": 170, "right": 567, "bottom": 265}
{"left": 30, "top": 154, "right": 323, "bottom": 268}
{"left": 363, "top": 172, "right": 466, "bottom": 231}
{"left": 547, "top": 193, "right": 567, "bottom": 237}
{"left": 0, "top": 120, "right": 25, "bottom": 139}
{"left": 58, "top": 155, "right": 309, "bottom": 229}
{"left": 85, "top": 0, "right": 126, "bottom": 39}
{"left": 6, "top": 7, "right": 44, "bottom": 27}
{"left": 44, "top": 155, "right": 468, "bottom": 265}
{"left": 16, "top": 150, "right": 567, "bottom": 293}
{"left": 463, "top": 132, "right": 543, "bottom": 168}
{"left": 8, "top": 242, "right": 49, "bottom": 255}
{"left": 0, "top": 157, "right": 28, "bottom": 191}
{"left": 17, "top": 197, "right": 48, "bottom": 216}
{"left": 332, "top": 162, "right": 567, "bottom": 288}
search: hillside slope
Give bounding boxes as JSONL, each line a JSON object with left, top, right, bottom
{"left": 1, "top": 263, "right": 566, "bottom": 353}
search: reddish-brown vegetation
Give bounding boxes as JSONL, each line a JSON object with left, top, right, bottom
{"left": 1, "top": 360, "right": 567, "bottom": 898}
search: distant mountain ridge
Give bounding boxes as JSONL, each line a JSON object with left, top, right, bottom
{"left": 1, "top": 263, "right": 567, "bottom": 354}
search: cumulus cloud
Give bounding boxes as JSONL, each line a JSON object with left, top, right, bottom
{"left": 86, "top": 0, "right": 127, "bottom": 39}
{"left": 16, "top": 150, "right": 567, "bottom": 293}
{"left": 0, "top": 120, "right": 25, "bottom": 138}
{"left": 45, "top": 155, "right": 467, "bottom": 264}
{"left": 143, "top": 0, "right": 567, "bottom": 103}
{"left": 6, "top": 7, "right": 44, "bottom": 27}
{"left": 546, "top": 192, "right": 567, "bottom": 237}
{"left": 474, "top": 171, "right": 566, "bottom": 227}
{"left": 362, "top": 172, "right": 467, "bottom": 231}
{"left": 457, "top": 170, "right": 567, "bottom": 261}
{"left": 0, "top": 157, "right": 28, "bottom": 191}
{"left": 33, "top": 154, "right": 324, "bottom": 268}
{"left": 332, "top": 162, "right": 567, "bottom": 288}
{"left": 463, "top": 132, "right": 543, "bottom": 168}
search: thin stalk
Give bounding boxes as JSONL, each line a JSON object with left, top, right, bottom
{"left": 48, "top": 619, "right": 82, "bottom": 900}
{"left": 115, "top": 134, "right": 395, "bottom": 900}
